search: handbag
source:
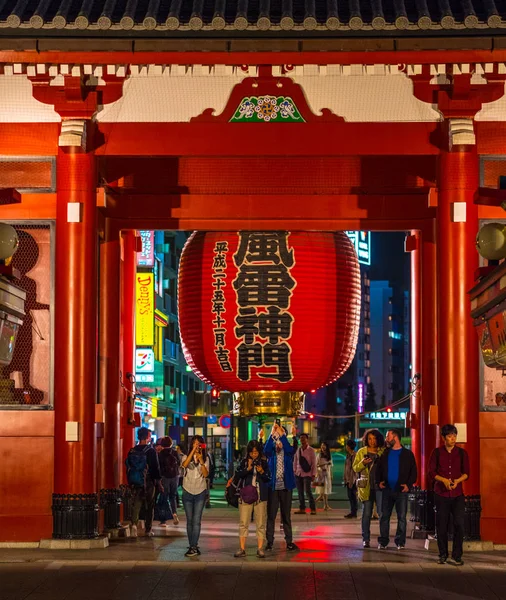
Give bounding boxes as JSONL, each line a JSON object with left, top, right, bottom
{"left": 312, "top": 472, "right": 325, "bottom": 488}
{"left": 357, "top": 466, "right": 369, "bottom": 489}
{"left": 239, "top": 484, "right": 259, "bottom": 505}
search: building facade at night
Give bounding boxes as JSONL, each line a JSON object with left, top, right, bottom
{"left": 1, "top": 0, "right": 506, "bottom": 545}
{"left": 369, "top": 279, "right": 409, "bottom": 404}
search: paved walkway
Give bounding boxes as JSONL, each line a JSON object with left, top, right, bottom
{"left": 2, "top": 497, "right": 506, "bottom": 599}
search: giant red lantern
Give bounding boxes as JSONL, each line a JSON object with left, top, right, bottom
{"left": 178, "top": 231, "right": 361, "bottom": 403}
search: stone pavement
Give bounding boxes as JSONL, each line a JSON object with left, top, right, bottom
{"left": 1, "top": 500, "right": 506, "bottom": 599}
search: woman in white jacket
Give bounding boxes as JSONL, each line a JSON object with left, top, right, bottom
{"left": 315, "top": 442, "right": 333, "bottom": 510}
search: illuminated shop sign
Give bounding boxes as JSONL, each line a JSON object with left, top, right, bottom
{"left": 136, "top": 348, "right": 155, "bottom": 373}
{"left": 136, "top": 272, "right": 154, "bottom": 346}
{"left": 138, "top": 231, "right": 155, "bottom": 267}
{"left": 346, "top": 231, "right": 371, "bottom": 266}
{"left": 365, "top": 410, "right": 408, "bottom": 421}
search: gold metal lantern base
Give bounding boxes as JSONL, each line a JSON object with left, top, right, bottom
{"left": 233, "top": 391, "right": 305, "bottom": 417}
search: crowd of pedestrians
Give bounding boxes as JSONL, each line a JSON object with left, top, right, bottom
{"left": 125, "top": 421, "right": 469, "bottom": 566}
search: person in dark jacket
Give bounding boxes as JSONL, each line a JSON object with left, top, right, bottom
{"left": 126, "top": 427, "right": 162, "bottom": 538}
{"left": 158, "top": 436, "right": 181, "bottom": 526}
{"left": 375, "top": 428, "right": 417, "bottom": 550}
{"left": 264, "top": 423, "right": 299, "bottom": 552}
{"left": 233, "top": 440, "right": 271, "bottom": 558}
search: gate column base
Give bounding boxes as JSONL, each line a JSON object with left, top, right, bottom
{"left": 40, "top": 536, "right": 109, "bottom": 550}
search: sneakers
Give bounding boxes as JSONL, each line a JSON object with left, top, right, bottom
{"left": 294, "top": 509, "right": 306, "bottom": 514}
{"left": 145, "top": 530, "right": 154, "bottom": 537}
{"left": 378, "top": 544, "right": 388, "bottom": 550}
{"left": 257, "top": 549, "right": 266, "bottom": 558}
{"left": 159, "top": 522, "right": 167, "bottom": 527}
{"left": 437, "top": 555, "right": 448, "bottom": 564}
{"left": 286, "top": 542, "right": 299, "bottom": 551}
{"left": 234, "top": 549, "right": 246, "bottom": 558}
{"left": 396, "top": 545, "right": 405, "bottom": 550}
{"left": 185, "top": 547, "right": 198, "bottom": 557}
{"left": 130, "top": 524, "right": 138, "bottom": 538}
{"left": 344, "top": 513, "right": 358, "bottom": 519}
{"left": 452, "top": 557, "right": 464, "bottom": 566}
{"left": 173, "top": 514, "right": 179, "bottom": 525}
{"left": 363, "top": 541, "right": 370, "bottom": 548}
{"left": 265, "top": 543, "right": 273, "bottom": 551}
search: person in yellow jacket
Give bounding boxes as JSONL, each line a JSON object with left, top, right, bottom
{"left": 353, "top": 429, "right": 385, "bottom": 548}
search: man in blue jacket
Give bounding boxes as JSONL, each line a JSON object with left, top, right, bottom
{"left": 264, "top": 423, "right": 299, "bottom": 551}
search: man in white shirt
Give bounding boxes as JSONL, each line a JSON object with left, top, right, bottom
{"left": 293, "top": 433, "right": 317, "bottom": 515}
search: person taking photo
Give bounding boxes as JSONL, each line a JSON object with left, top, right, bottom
{"left": 264, "top": 422, "right": 299, "bottom": 552}
{"left": 353, "top": 429, "right": 385, "bottom": 548}
{"left": 181, "top": 435, "right": 209, "bottom": 557}
{"left": 234, "top": 440, "right": 271, "bottom": 558}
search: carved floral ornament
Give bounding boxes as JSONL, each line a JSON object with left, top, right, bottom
{"left": 230, "top": 96, "right": 305, "bottom": 123}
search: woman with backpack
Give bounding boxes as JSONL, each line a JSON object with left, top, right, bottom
{"left": 353, "top": 429, "right": 385, "bottom": 548}
{"left": 181, "top": 435, "right": 209, "bottom": 557}
{"left": 158, "top": 436, "right": 181, "bottom": 526}
{"left": 234, "top": 440, "right": 271, "bottom": 558}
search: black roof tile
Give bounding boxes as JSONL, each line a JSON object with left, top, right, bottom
{"left": 0, "top": 0, "right": 504, "bottom": 32}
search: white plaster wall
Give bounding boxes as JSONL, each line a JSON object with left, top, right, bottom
{"left": 476, "top": 85, "right": 506, "bottom": 121}
{"left": 291, "top": 73, "right": 441, "bottom": 122}
{"left": 0, "top": 75, "right": 60, "bottom": 122}
{"left": 97, "top": 73, "right": 244, "bottom": 122}
{"left": 0, "top": 72, "right": 504, "bottom": 124}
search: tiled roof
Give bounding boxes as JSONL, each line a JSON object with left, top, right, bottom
{"left": 0, "top": 0, "right": 504, "bottom": 33}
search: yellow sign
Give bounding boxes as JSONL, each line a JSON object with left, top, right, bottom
{"left": 136, "top": 272, "right": 154, "bottom": 346}
{"left": 151, "top": 397, "right": 158, "bottom": 418}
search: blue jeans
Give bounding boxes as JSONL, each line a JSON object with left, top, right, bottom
{"left": 378, "top": 489, "right": 408, "bottom": 547}
{"left": 182, "top": 489, "right": 206, "bottom": 547}
{"left": 361, "top": 489, "right": 382, "bottom": 542}
{"left": 296, "top": 475, "right": 315, "bottom": 511}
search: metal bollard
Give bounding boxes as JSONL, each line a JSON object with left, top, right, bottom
{"left": 51, "top": 493, "right": 99, "bottom": 539}
{"left": 100, "top": 489, "right": 122, "bottom": 530}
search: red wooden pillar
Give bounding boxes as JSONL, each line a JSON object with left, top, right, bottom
{"left": 99, "top": 221, "right": 121, "bottom": 489}
{"left": 120, "top": 230, "right": 138, "bottom": 477}
{"left": 54, "top": 148, "right": 97, "bottom": 494}
{"left": 408, "top": 230, "right": 422, "bottom": 482}
{"left": 421, "top": 224, "right": 437, "bottom": 488}
{"left": 437, "top": 142, "right": 480, "bottom": 494}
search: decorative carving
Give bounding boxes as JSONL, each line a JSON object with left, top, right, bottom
{"left": 191, "top": 66, "right": 343, "bottom": 123}
{"left": 231, "top": 96, "right": 304, "bottom": 123}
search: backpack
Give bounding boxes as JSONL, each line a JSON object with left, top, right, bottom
{"left": 126, "top": 446, "right": 149, "bottom": 487}
{"left": 298, "top": 450, "right": 311, "bottom": 473}
{"left": 432, "top": 447, "right": 465, "bottom": 489}
{"left": 159, "top": 448, "right": 179, "bottom": 479}
{"left": 225, "top": 476, "right": 240, "bottom": 508}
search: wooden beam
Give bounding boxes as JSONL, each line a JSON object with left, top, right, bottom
{"left": 0, "top": 188, "right": 21, "bottom": 205}
{"left": 112, "top": 216, "right": 435, "bottom": 232}
{"left": 0, "top": 124, "right": 59, "bottom": 156}
{"left": 0, "top": 193, "right": 56, "bottom": 219}
{"left": 4, "top": 49, "right": 506, "bottom": 66}
{"left": 103, "top": 191, "right": 435, "bottom": 221}
{"left": 96, "top": 123, "right": 439, "bottom": 156}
